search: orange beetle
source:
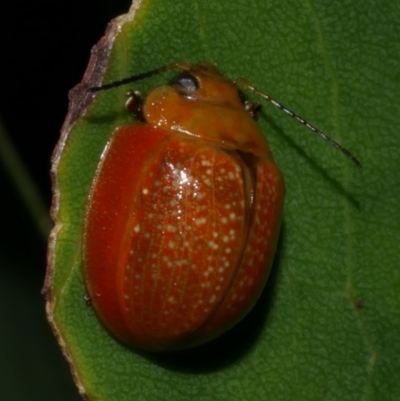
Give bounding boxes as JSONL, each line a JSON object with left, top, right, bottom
{"left": 82, "top": 62, "right": 359, "bottom": 352}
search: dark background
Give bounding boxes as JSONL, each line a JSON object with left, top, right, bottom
{"left": 0, "top": 1, "right": 130, "bottom": 400}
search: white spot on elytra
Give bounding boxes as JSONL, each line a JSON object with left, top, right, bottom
{"left": 209, "top": 295, "right": 216, "bottom": 303}
{"left": 195, "top": 217, "right": 206, "bottom": 226}
{"left": 168, "top": 241, "right": 175, "bottom": 249}
{"left": 134, "top": 224, "right": 140, "bottom": 233}
{"left": 142, "top": 188, "right": 149, "bottom": 195}
{"left": 208, "top": 241, "right": 219, "bottom": 250}
{"left": 166, "top": 224, "right": 177, "bottom": 232}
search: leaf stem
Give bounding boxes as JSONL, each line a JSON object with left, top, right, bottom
{"left": 0, "top": 116, "right": 52, "bottom": 240}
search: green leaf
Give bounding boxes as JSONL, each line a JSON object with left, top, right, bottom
{"left": 45, "top": 0, "right": 400, "bottom": 400}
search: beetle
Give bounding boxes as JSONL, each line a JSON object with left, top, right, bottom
{"left": 82, "top": 61, "right": 360, "bottom": 352}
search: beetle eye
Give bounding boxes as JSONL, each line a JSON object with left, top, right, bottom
{"left": 244, "top": 101, "right": 262, "bottom": 120}
{"left": 173, "top": 72, "right": 199, "bottom": 94}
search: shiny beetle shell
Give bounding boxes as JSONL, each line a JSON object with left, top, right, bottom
{"left": 82, "top": 63, "right": 285, "bottom": 352}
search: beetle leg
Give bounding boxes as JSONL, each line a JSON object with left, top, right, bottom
{"left": 125, "top": 90, "right": 144, "bottom": 120}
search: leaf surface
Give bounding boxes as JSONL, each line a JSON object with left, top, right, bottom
{"left": 45, "top": 1, "right": 400, "bottom": 400}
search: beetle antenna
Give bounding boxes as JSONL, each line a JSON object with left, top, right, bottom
{"left": 88, "top": 61, "right": 191, "bottom": 93}
{"left": 235, "top": 78, "right": 361, "bottom": 167}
